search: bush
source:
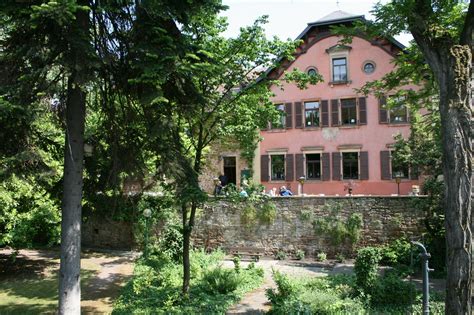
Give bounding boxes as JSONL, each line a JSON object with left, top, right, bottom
{"left": 203, "top": 268, "right": 241, "bottom": 294}
{"left": 275, "top": 250, "right": 287, "bottom": 260}
{"left": 0, "top": 175, "right": 61, "bottom": 248}
{"left": 354, "top": 247, "right": 381, "bottom": 295}
{"left": 240, "top": 204, "right": 257, "bottom": 227}
{"left": 233, "top": 256, "right": 241, "bottom": 273}
{"left": 317, "top": 252, "right": 327, "bottom": 262}
{"left": 114, "top": 249, "right": 264, "bottom": 314}
{"left": 258, "top": 202, "right": 277, "bottom": 224}
{"left": 371, "top": 271, "right": 416, "bottom": 306}
{"left": 380, "top": 238, "right": 413, "bottom": 266}
{"left": 295, "top": 249, "right": 305, "bottom": 260}
{"left": 267, "top": 273, "right": 365, "bottom": 315}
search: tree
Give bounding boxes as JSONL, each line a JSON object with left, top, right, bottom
{"left": 146, "top": 13, "right": 321, "bottom": 294}
{"left": 338, "top": 1, "right": 472, "bottom": 312}
{"left": 1, "top": 0, "right": 224, "bottom": 312}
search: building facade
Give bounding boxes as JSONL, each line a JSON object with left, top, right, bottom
{"left": 255, "top": 11, "right": 420, "bottom": 196}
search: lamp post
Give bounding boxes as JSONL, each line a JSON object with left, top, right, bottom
{"left": 143, "top": 208, "right": 152, "bottom": 258}
{"left": 394, "top": 172, "right": 403, "bottom": 195}
{"left": 298, "top": 176, "right": 306, "bottom": 195}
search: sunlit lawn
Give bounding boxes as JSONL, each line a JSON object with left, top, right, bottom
{"left": 0, "top": 258, "right": 100, "bottom": 315}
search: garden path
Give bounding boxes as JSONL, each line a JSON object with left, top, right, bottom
{"left": 0, "top": 248, "right": 137, "bottom": 314}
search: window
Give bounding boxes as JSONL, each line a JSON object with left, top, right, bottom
{"left": 272, "top": 104, "right": 286, "bottom": 129}
{"left": 342, "top": 152, "right": 359, "bottom": 179}
{"left": 304, "top": 101, "right": 320, "bottom": 127}
{"left": 391, "top": 152, "right": 409, "bottom": 179}
{"left": 271, "top": 155, "right": 285, "bottom": 180}
{"left": 306, "top": 154, "right": 321, "bottom": 180}
{"left": 363, "top": 61, "right": 375, "bottom": 74}
{"left": 307, "top": 67, "right": 318, "bottom": 76}
{"left": 390, "top": 96, "right": 408, "bottom": 123}
{"left": 341, "top": 98, "right": 357, "bottom": 125}
{"left": 332, "top": 57, "right": 347, "bottom": 82}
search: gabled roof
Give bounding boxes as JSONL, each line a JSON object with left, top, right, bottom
{"left": 295, "top": 10, "right": 404, "bottom": 50}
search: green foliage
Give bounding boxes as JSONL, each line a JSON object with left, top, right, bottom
{"left": 203, "top": 267, "right": 241, "bottom": 294}
{"left": 258, "top": 202, "right": 277, "bottom": 225}
{"left": 113, "top": 249, "right": 264, "bottom": 314}
{"left": 295, "top": 249, "right": 305, "bottom": 260}
{"left": 275, "top": 250, "right": 287, "bottom": 260}
{"left": 354, "top": 247, "right": 382, "bottom": 295}
{"left": 0, "top": 175, "right": 60, "bottom": 248}
{"left": 240, "top": 204, "right": 257, "bottom": 228}
{"left": 317, "top": 252, "right": 327, "bottom": 262}
{"left": 232, "top": 256, "right": 241, "bottom": 273}
{"left": 380, "top": 238, "right": 414, "bottom": 267}
{"left": 312, "top": 205, "right": 363, "bottom": 247}
{"left": 266, "top": 272, "right": 365, "bottom": 314}
{"left": 371, "top": 271, "right": 416, "bottom": 306}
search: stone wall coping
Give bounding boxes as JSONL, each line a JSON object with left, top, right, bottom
{"left": 210, "top": 195, "right": 427, "bottom": 200}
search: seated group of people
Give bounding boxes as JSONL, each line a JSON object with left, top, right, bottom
{"left": 268, "top": 186, "right": 293, "bottom": 197}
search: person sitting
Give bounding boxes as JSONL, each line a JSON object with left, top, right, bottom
{"left": 269, "top": 187, "right": 277, "bottom": 197}
{"left": 279, "top": 186, "right": 293, "bottom": 196}
{"left": 239, "top": 187, "right": 248, "bottom": 198}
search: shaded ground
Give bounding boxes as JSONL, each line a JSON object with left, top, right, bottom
{"left": 0, "top": 248, "right": 136, "bottom": 314}
{"left": 225, "top": 258, "right": 446, "bottom": 315}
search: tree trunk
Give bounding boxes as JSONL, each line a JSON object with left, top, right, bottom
{"left": 437, "top": 46, "right": 472, "bottom": 315}
{"left": 182, "top": 203, "right": 191, "bottom": 295}
{"left": 58, "top": 2, "right": 89, "bottom": 314}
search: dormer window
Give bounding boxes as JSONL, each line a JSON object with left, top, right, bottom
{"left": 326, "top": 44, "right": 351, "bottom": 85}
{"left": 332, "top": 58, "right": 347, "bottom": 82}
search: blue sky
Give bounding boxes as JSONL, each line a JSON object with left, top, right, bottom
{"left": 221, "top": 0, "right": 412, "bottom": 46}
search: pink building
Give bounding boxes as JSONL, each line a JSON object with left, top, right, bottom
{"left": 256, "top": 11, "right": 420, "bottom": 196}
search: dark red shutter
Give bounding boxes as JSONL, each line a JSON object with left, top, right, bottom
{"left": 380, "top": 151, "right": 391, "bottom": 180}
{"left": 358, "top": 97, "right": 367, "bottom": 125}
{"left": 332, "top": 152, "right": 341, "bottom": 181}
{"left": 285, "top": 102, "right": 293, "bottom": 129}
{"left": 331, "top": 99, "right": 340, "bottom": 126}
{"left": 321, "top": 100, "right": 329, "bottom": 127}
{"left": 322, "top": 153, "right": 330, "bottom": 181}
{"left": 261, "top": 155, "right": 269, "bottom": 182}
{"left": 286, "top": 154, "right": 294, "bottom": 181}
{"left": 379, "top": 97, "right": 388, "bottom": 124}
{"left": 295, "top": 154, "right": 305, "bottom": 179}
{"left": 359, "top": 151, "right": 369, "bottom": 180}
{"left": 295, "top": 102, "right": 303, "bottom": 128}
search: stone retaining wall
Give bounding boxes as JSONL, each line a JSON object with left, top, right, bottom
{"left": 192, "top": 196, "right": 425, "bottom": 258}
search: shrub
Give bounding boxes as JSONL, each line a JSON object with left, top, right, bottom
{"left": 203, "top": 268, "right": 241, "bottom": 294}
{"left": 354, "top": 247, "right": 381, "bottom": 295}
{"left": 266, "top": 271, "right": 298, "bottom": 306}
{"left": 233, "top": 256, "right": 241, "bottom": 273}
{"left": 317, "top": 252, "right": 327, "bottom": 262}
{"left": 380, "top": 238, "right": 413, "bottom": 266}
{"left": 258, "top": 202, "right": 277, "bottom": 224}
{"left": 295, "top": 249, "right": 305, "bottom": 260}
{"left": 240, "top": 204, "right": 257, "bottom": 227}
{"left": 158, "top": 223, "right": 183, "bottom": 262}
{"left": 275, "top": 250, "right": 287, "bottom": 260}
{"left": 336, "top": 253, "right": 345, "bottom": 263}
{"left": 346, "top": 213, "right": 363, "bottom": 244}
{"left": 371, "top": 271, "right": 416, "bottom": 306}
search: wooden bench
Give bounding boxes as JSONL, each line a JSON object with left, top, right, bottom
{"left": 228, "top": 247, "right": 264, "bottom": 262}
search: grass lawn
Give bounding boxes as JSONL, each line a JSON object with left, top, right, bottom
{"left": 0, "top": 249, "right": 133, "bottom": 314}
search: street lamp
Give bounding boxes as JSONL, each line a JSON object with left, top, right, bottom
{"left": 298, "top": 176, "right": 306, "bottom": 195}
{"left": 143, "top": 208, "right": 152, "bottom": 258}
{"left": 394, "top": 172, "right": 403, "bottom": 195}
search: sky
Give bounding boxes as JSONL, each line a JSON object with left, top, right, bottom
{"left": 221, "top": 0, "right": 412, "bottom": 46}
